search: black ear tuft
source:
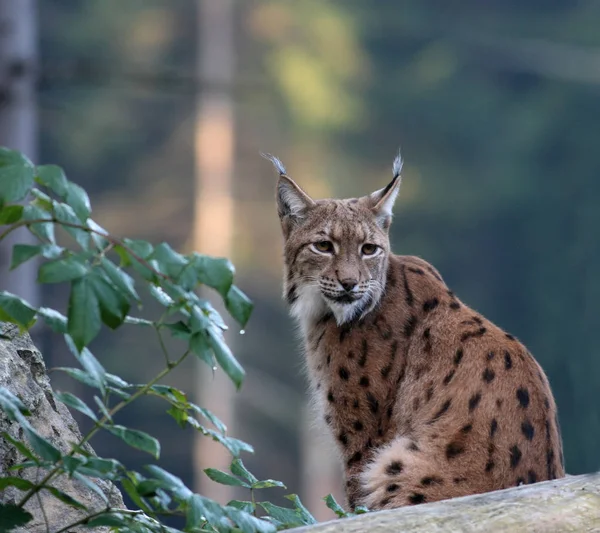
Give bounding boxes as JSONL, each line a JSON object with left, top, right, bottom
{"left": 261, "top": 152, "right": 288, "bottom": 176}
{"left": 263, "top": 152, "right": 315, "bottom": 220}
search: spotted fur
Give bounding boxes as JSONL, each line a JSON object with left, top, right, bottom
{"left": 267, "top": 152, "right": 565, "bottom": 510}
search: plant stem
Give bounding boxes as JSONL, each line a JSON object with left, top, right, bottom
{"left": 17, "top": 347, "right": 191, "bottom": 508}
{"left": 53, "top": 508, "right": 148, "bottom": 533}
{"left": 0, "top": 217, "right": 170, "bottom": 281}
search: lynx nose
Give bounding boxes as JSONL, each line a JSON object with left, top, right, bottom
{"left": 340, "top": 279, "right": 358, "bottom": 292}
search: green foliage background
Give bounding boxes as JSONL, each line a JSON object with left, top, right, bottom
{"left": 14, "top": 0, "right": 600, "bottom": 522}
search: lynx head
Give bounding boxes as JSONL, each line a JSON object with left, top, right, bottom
{"left": 265, "top": 152, "right": 403, "bottom": 327}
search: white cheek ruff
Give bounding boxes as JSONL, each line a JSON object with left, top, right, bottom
{"left": 290, "top": 285, "right": 327, "bottom": 335}
{"left": 289, "top": 277, "right": 384, "bottom": 329}
{"left": 328, "top": 299, "right": 365, "bottom": 326}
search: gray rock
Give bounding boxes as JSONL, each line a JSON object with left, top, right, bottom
{"left": 0, "top": 323, "right": 125, "bottom": 532}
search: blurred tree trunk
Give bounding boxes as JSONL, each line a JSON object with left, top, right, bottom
{"left": 0, "top": 0, "right": 40, "bottom": 310}
{"left": 301, "top": 405, "right": 345, "bottom": 521}
{"left": 192, "top": 0, "right": 237, "bottom": 503}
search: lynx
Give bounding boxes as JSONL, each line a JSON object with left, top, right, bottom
{"left": 266, "top": 152, "right": 565, "bottom": 510}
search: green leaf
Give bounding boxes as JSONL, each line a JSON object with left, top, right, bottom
{"left": 136, "top": 479, "right": 169, "bottom": 497}
{"left": 226, "top": 507, "right": 277, "bottom": 533}
{"left": 252, "top": 479, "right": 287, "bottom": 490}
{"left": 8, "top": 460, "right": 45, "bottom": 471}
{"left": 190, "top": 404, "right": 227, "bottom": 434}
{"left": 0, "top": 477, "right": 35, "bottom": 491}
{"left": 78, "top": 457, "right": 122, "bottom": 479}
{"left": 101, "top": 257, "right": 139, "bottom": 302}
{"left": 149, "top": 384, "right": 187, "bottom": 404}
{"left": 30, "top": 188, "right": 53, "bottom": 211}
{"left": 106, "top": 425, "right": 160, "bottom": 459}
{"left": 225, "top": 286, "right": 254, "bottom": 327}
{"left": 200, "top": 300, "right": 228, "bottom": 331}
{"left": 36, "top": 307, "right": 67, "bottom": 333}
{"left": 93, "top": 395, "right": 112, "bottom": 422}
{"left": 114, "top": 244, "right": 131, "bottom": 267}
{"left": 85, "top": 514, "right": 127, "bottom": 527}
{"left": 0, "top": 148, "right": 35, "bottom": 203}
{"left": 55, "top": 391, "right": 97, "bottom": 421}
{"left": 184, "top": 493, "right": 226, "bottom": 527}
{"left": 40, "top": 243, "right": 64, "bottom": 259}
{"left": 10, "top": 243, "right": 63, "bottom": 272}
{"left": 0, "top": 503, "right": 33, "bottom": 531}
{"left": 67, "top": 277, "right": 101, "bottom": 350}
{"left": 64, "top": 181, "right": 91, "bottom": 222}
{"left": 72, "top": 472, "right": 109, "bottom": 504}
{"left": 285, "top": 494, "right": 316, "bottom": 524}
{"left": 163, "top": 320, "right": 191, "bottom": 340}
{"left": 105, "top": 372, "right": 130, "bottom": 389}
{"left": 149, "top": 284, "right": 174, "bottom": 307}
{"left": 204, "top": 468, "right": 250, "bottom": 488}
{"left": 36, "top": 164, "right": 68, "bottom": 196}
{"left": 53, "top": 201, "right": 90, "bottom": 248}
{"left": 19, "top": 422, "right": 61, "bottom": 462}
{"left": 87, "top": 218, "right": 110, "bottom": 250}
{"left": 192, "top": 254, "right": 235, "bottom": 297}
{"left": 144, "top": 465, "right": 192, "bottom": 500}
{"left": 166, "top": 405, "right": 188, "bottom": 428}
{"left": 10, "top": 244, "right": 40, "bottom": 270}
{"left": 324, "top": 494, "right": 350, "bottom": 518}
{"left": 258, "top": 502, "right": 307, "bottom": 528}
{"left": 189, "top": 306, "right": 210, "bottom": 334}
{"left": 190, "top": 331, "right": 214, "bottom": 366}
{"left": 1, "top": 433, "right": 39, "bottom": 464}
{"left": 0, "top": 386, "right": 31, "bottom": 417}
{"left": 186, "top": 493, "right": 207, "bottom": 530}
{"left": 0, "top": 291, "right": 36, "bottom": 330}
{"left": 64, "top": 336, "right": 107, "bottom": 394}
{"left": 89, "top": 271, "right": 130, "bottom": 329}
{"left": 151, "top": 242, "right": 187, "bottom": 278}
{"left": 227, "top": 500, "right": 255, "bottom": 514}
{"left": 54, "top": 367, "right": 98, "bottom": 389}
{"left": 62, "top": 455, "right": 85, "bottom": 474}
{"left": 123, "top": 238, "right": 154, "bottom": 259}
{"left": 120, "top": 478, "right": 153, "bottom": 514}
{"left": 38, "top": 256, "right": 88, "bottom": 283}
{"left": 124, "top": 316, "right": 153, "bottom": 327}
{"left": 207, "top": 326, "right": 245, "bottom": 389}
{"left": 0, "top": 205, "right": 24, "bottom": 224}
{"left": 230, "top": 458, "right": 258, "bottom": 485}
{"left": 0, "top": 408, "right": 57, "bottom": 466}
{"left": 22, "top": 204, "right": 55, "bottom": 243}
{"left": 44, "top": 486, "right": 87, "bottom": 510}
{"left": 186, "top": 417, "right": 253, "bottom": 457}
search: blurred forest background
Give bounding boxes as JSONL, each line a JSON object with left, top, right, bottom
{"left": 1, "top": 0, "right": 600, "bottom": 523}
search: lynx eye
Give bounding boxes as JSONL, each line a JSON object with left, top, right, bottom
{"left": 361, "top": 243, "right": 379, "bottom": 256}
{"left": 313, "top": 241, "right": 334, "bottom": 254}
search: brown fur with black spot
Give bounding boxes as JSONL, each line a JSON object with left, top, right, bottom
{"left": 267, "top": 153, "right": 565, "bottom": 510}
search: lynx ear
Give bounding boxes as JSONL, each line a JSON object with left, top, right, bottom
{"left": 262, "top": 153, "right": 315, "bottom": 220}
{"left": 368, "top": 151, "right": 403, "bottom": 229}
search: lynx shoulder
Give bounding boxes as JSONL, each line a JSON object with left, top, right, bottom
{"left": 266, "top": 152, "right": 564, "bottom": 510}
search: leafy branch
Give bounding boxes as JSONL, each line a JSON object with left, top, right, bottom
{"left": 0, "top": 146, "right": 355, "bottom": 533}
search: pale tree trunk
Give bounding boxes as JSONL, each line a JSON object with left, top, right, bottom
{"left": 301, "top": 405, "right": 345, "bottom": 521}
{"left": 292, "top": 473, "right": 600, "bottom": 533}
{"left": 192, "top": 0, "right": 237, "bottom": 504}
{"left": 0, "top": 0, "right": 40, "bottom": 309}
